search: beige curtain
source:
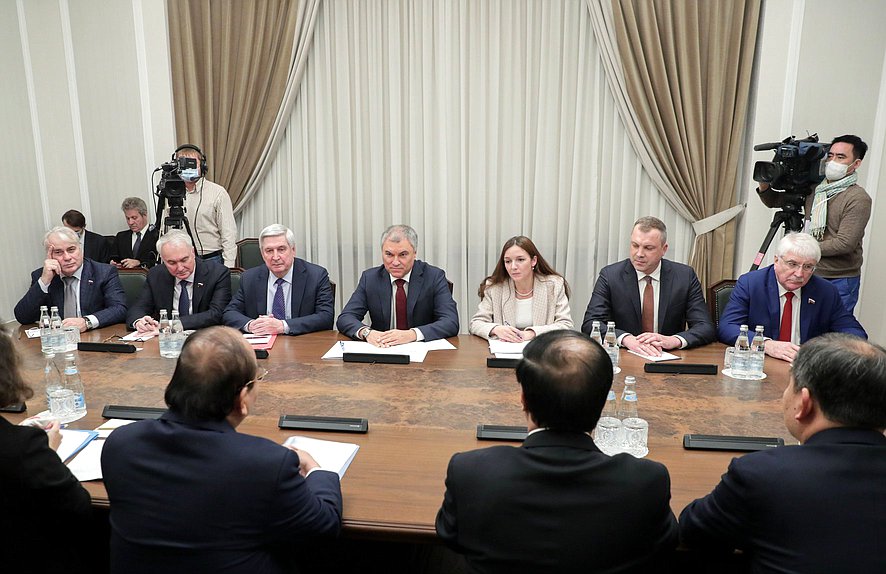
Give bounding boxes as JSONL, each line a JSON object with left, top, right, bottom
{"left": 608, "top": 0, "right": 761, "bottom": 290}
{"left": 167, "top": 0, "right": 302, "bottom": 208}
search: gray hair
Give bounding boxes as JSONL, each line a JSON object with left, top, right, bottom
{"left": 791, "top": 333, "right": 886, "bottom": 429}
{"left": 380, "top": 225, "right": 418, "bottom": 251}
{"left": 121, "top": 197, "right": 148, "bottom": 215}
{"left": 259, "top": 224, "right": 296, "bottom": 248}
{"left": 157, "top": 230, "right": 193, "bottom": 254}
{"left": 43, "top": 226, "right": 80, "bottom": 250}
{"left": 633, "top": 216, "right": 668, "bottom": 245}
{"left": 776, "top": 232, "right": 821, "bottom": 262}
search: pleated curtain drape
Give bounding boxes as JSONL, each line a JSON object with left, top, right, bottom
{"left": 600, "top": 0, "right": 762, "bottom": 290}
{"left": 167, "top": 0, "right": 307, "bottom": 209}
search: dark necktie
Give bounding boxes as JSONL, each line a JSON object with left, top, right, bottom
{"left": 779, "top": 292, "right": 794, "bottom": 342}
{"left": 63, "top": 276, "right": 78, "bottom": 319}
{"left": 272, "top": 278, "right": 286, "bottom": 320}
{"left": 641, "top": 276, "right": 654, "bottom": 333}
{"left": 395, "top": 279, "right": 408, "bottom": 330}
{"left": 133, "top": 231, "right": 142, "bottom": 256}
{"left": 179, "top": 280, "right": 190, "bottom": 316}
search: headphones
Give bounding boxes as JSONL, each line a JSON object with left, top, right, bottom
{"left": 172, "top": 143, "right": 209, "bottom": 176}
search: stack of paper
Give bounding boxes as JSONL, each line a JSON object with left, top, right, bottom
{"left": 488, "top": 340, "right": 528, "bottom": 359}
{"left": 284, "top": 435, "right": 360, "bottom": 479}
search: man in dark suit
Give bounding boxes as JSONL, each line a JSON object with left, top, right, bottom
{"left": 337, "top": 224, "right": 459, "bottom": 346}
{"left": 101, "top": 326, "right": 342, "bottom": 574}
{"left": 14, "top": 226, "right": 127, "bottom": 331}
{"left": 109, "top": 197, "right": 159, "bottom": 269}
{"left": 582, "top": 216, "right": 715, "bottom": 355}
{"left": 718, "top": 232, "right": 866, "bottom": 362}
{"left": 62, "top": 209, "right": 110, "bottom": 263}
{"left": 224, "top": 224, "right": 333, "bottom": 335}
{"left": 680, "top": 333, "right": 886, "bottom": 573}
{"left": 127, "top": 230, "right": 231, "bottom": 332}
{"left": 436, "top": 330, "right": 677, "bottom": 573}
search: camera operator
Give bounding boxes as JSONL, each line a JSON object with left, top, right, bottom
{"left": 759, "top": 135, "right": 871, "bottom": 315}
{"left": 164, "top": 144, "right": 238, "bottom": 268}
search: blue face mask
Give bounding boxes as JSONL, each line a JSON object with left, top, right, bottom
{"left": 180, "top": 168, "right": 200, "bottom": 182}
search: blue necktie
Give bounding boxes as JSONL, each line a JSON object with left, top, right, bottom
{"left": 132, "top": 231, "right": 142, "bottom": 256}
{"left": 179, "top": 280, "right": 190, "bottom": 316}
{"left": 272, "top": 278, "right": 286, "bottom": 320}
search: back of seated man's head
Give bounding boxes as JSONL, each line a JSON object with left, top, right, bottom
{"left": 164, "top": 326, "right": 257, "bottom": 421}
{"left": 62, "top": 209, "right": 87, "bottom": 230}
{"left": 791, "top": 333, "right": 886, "bottom": 430}
{"left": 517, "top": 331, "right": 613, "bottom": 432}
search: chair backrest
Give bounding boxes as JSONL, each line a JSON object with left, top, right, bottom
{"left": 707, "top": 279, "right": 737, "bottom": 330}
{"left": 229, "top": 268, "right": 243, "bottom": 295}
{"left": 117, "top": 269, "right": 148, "bottom": 307}
{"left": 447, "top": 279, "right": 453, "bottom": 295}
{"left": 329, "top": 280, "right": 336, "bottom": 302}
{"left": 236, "top": 238, "right": 262, "bottom": 269}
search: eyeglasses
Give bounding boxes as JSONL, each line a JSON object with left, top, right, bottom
{"left": 779, "top": 259, "right": 816, "bottom": 273}
{"left": 242, "top": 368, "right": 269, "bottom": 392}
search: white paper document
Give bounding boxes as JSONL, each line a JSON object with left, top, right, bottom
{"left": 93, "top": 418, "right": 137, "bottom": 438}
{"left": 121, "top": 331, "right": 156, "bottom": 341}
{"left": 66, "top": 440, "right": 105, "bottom": 481}
{"left": 322, "top": 341, "right": 430, "bottom": 362}
{"left": 56, "top": 429, "right": 98, "bottom": 463}
{"left": 284, "top": 436, "right": 360, "bottom": 479}
{"left": 488, "top": 340, "right": 528, "bottom": 356}
{"left": 628, "top": 349, "right": 681, "bottom": 362}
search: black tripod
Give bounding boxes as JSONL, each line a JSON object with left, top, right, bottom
{"left": 749, "top": 204, "right": 805, "bottom": 272}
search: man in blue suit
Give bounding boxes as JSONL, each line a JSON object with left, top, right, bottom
{"left": 582, "top": 216, "right": 715, "bottom": 355}
{"left": 337, "top": 224, "right": 459, "bottom": 346}
{"left": 680, "top": 333, "right": 886, "bottom": 573}
{"left": 127, "top": 230, "right": 231, "bottom": 332}
{"left": 224, "top": 224, "right": 334, "bottom": 335}
{"left": 719, "top": 232, "right": 866, "bottom": 362}
{"left": 14, "top": 226, "right": 127, "bottom": 330}
{"left": 101, "top": 326, "right": 342, "bottom": 574}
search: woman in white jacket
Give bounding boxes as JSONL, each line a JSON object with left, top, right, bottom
{"left": 470, "top": 236, "right": 573, "bottom": 341}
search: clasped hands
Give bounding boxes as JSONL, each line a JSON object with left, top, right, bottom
{"left": 490, "top": 325, "right": 536, "bottom": 343}
{"left": 622, "top": 332, "right": 681, "bottom": 357}
{"left": 366, "top": 328, "right": 417, "bottom": 348}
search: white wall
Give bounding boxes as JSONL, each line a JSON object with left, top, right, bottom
{"left": 737, "top": 0, "right": 886, "bottom": 344}
{"left": 0, "top": 0, "right": 174, "bottom": 322}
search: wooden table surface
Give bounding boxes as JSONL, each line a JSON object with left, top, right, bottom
{"left": 5, "top": 328, "right": 794, "bottom": 541}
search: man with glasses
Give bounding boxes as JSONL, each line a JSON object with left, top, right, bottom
{"left": 101, "top": 326, "right": 342, "bottom": 573}
{"left": 718, "top": 232, "right": 866, "bottom": 362}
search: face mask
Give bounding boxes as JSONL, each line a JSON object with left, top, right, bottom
{"left": 180, "top": 168, "right": 200, "bottom": 182}
{"left": 825, "top": 161, "right": 849, "bottom": 181}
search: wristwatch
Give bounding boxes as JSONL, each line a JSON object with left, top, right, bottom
{"left": 358, "top": 327, "right": 371, "bottom": 340}
{"left": 85, "top": 317, "right": 96, "bottom": 330}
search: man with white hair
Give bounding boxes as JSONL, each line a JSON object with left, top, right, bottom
{"left": 718, "top": 232, "right": 866, "bottom": 362}
{"left": 128, "top": 230, "right": 231, "bottom": 332}
{"left": 14, "top": 226, "right": 127, "bottom": 330}
{"left": 223, "top": 224, "right": 334, "bottom": 335}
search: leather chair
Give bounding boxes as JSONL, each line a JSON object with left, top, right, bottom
{"left": 708, "top": 279, "right": 737, "bottom": 330}
{"left": 229, "top": 268, "right": 243, "bottom": 296}
{"left": 235, "top": 238, "right": 262, "bottom": 269}
{"left": 117, "top": 268, "right": 148, "bottom": 307}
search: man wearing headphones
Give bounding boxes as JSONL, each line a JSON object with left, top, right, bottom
{"left": 169, "top": 144, "right": 238, "bottom": 268}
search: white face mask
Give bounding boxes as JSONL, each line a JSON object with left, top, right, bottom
{"left": 180, "top": 168, "right": 201, "bottom": 182}
{"left": 825, "top": 160, "right": 850, "bottom": 182}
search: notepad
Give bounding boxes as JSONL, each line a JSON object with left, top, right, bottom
{"left": 284, "top": 435, "right": 360, "bottom": 479}
{"left": 56, "top": 429, "right": 99, "bottom": 463}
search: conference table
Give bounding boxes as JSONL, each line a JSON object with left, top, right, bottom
{"left": 6, "top": 327, "right": 793, "bottom": 542}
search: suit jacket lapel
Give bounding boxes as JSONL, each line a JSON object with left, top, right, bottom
{"left": 502, "top": 280, "right": 517, "bottom": 325}
{"left": 79, "top": 260, "right": 94, "bottom": 315}
{"left": 191, "top": 261, "right": 206, "bottom": 312}
{"left": 290, "top": 259, "right": 307, "bottom": 316}
{"left": 657, "top": 261, "right": 672, "bottom": 331}
{"left": 407, "top": 261, "right": 424, "bottom": 320}
{"left": 798, "top": 281, "right": 817, "bottom": 342}
{"left": 257, "top": 267, "right": 270, "bottom": 315}
{"left": 375, "top": 266, "right": 392, "bottom": 327}
{"left": 531, "top": 276, "right": 548, "bottom": 326}
{"left": 766, "top": 268, "right": 783, "bottom": 339}
{"left": 623, "top": 260, "right": 642, "bottom": 325}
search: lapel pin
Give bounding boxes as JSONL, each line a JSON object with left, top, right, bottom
{"left": 197, "top": 282, "right": 204, "bottom": 288}
{"left": 88, "top": 279, "right": 94, "bottom": 284}
{"left": 807, "top": 298, "right": 815, "bottom": 305}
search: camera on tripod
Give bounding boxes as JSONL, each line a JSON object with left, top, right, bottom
{"left": 155, "top": 156, "right": 198, "bottom": 232}
{"left": 752, "top": 134, "right": 829, "bottom": 208}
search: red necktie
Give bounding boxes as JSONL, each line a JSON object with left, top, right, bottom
{"left": 641, "top": 276, "right": 654, "bottom": 333}
{"left": 779, "top": 292, "right": 794, "bottom": 342}
{"left": 394, "top": 279, "right": 408, "bottom": 330}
